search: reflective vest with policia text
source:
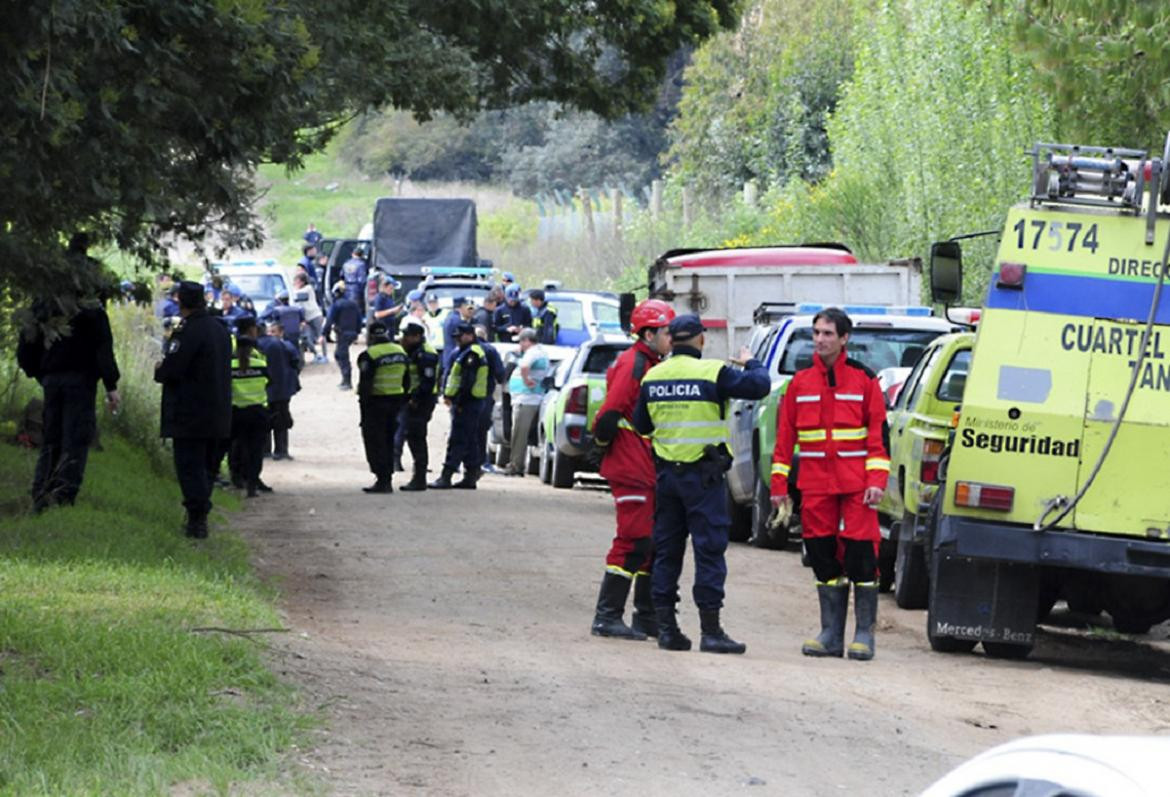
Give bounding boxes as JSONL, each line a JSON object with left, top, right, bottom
{"left": 641, "top": 356, "right": 727, "bottom": 463}
{"left": 407, "top": 342, "right": 440, "bottom": 396}
{"left": 231, "top": 349, "right": 268, "bottom": 408}
{"left": 445, "top": 343, "right": 488, "bottom": 400}
{"left": 366, "top": 341, "right": 408, "bottom": 396}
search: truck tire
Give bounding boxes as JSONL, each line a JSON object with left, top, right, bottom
{"left": 926, "top": 605, "right": 976, "bottom": 654}
{"left": 539, "top": 440, "right": 553, "bottom": 485}
{"left": 525, "top": 444, "right": 541, "bottom": 476}
{"left": 982, "top": 641, "right": 1033, "bottom": 660}
{"left": 728, "top": 485, "right": 752, "bottom": 543}
{"left": 894, "top": 512, "right": 929, "bottom": 610}
{"left": 750, "top": 478, "right": 786, "bottom": 549}
{"left": 878, "top": 539, "right": 895, "bottom": 593}
{"left": 1110, "top": 615, "right": 1154, "bottom": 635}
{"left": 551, "top": 449, "right": 576, "bottom": 489}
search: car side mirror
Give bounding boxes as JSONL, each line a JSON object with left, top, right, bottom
{"left": 930, "top": 241, "right": 963, "bottom": 305}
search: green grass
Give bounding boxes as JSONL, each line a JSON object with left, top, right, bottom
{"left": 0, "top": 436, "right": 313, "bottom": 795}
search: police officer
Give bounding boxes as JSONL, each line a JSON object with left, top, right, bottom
{"left": 356, "top": 321, "right": 408, "bottom": 493}
{"left": 493, "top": 284, "right": 532, "bottom": 343}
{"left": 529, "top": 289, "right": 559, "bottom": 344}
{"left": 397, "top": 317, "right": 440, "bottom": 491}
{"left": 632, "top": 314, "right": 770, "bottom": 653}
{"left": 442, "top": 297, "right": 473, "bottom": 375}
{"left": 429, "top": 321, "right": 487, "bottom": 490}
{"left": 371, "top": 276, "right": 403, "bottom": 337}
{"left": 230, "top": 318, "right": 271, "bottom": 498}
{"left": 341, "top": 245, "right": 369, "bottom": 314}
{"left": 320, "top": 281, "right": 361, "bottom": 390}
{"left": 217, "top": 284, "right": 248, "bottom": 334}
{"left": 258, "top": 320, "right": 301, "bottom": 460}
{"left": 474, "top": 324, "right": 506, "bottom": 474}
{"left": 589, "top": 299, "right": 674, "bottom": 639}
{"left": 771, "top": 307, "right": 890, "bottom": 661}
{"left": 154, "top": 281, "right": 232, "bottom": 538}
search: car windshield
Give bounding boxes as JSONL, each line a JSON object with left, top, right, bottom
{"left": 225, "top": 273, "right": 287, "bottom": 304}
{"left": 425, "top": 285, "right": 492, "bottom": 303}
{"left": 550, "top": 299, "right": 583, "bottom": 330}
{"left": 582, "top": 344, "right": 628, "bottom": 374}
{"left": 592, "top": 301, "right": 621, "bottom": 330}
{"left": 778, "top": 327, "right": 943, "bottom": 375}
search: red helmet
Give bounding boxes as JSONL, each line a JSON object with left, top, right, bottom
{"left": 630, "top": 299, "right": 676, "bottom": 332}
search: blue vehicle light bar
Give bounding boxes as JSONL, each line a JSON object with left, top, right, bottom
{"left": 211, "top": 259, "right": 277, "bottom": 269}
{"left": 421, "top": 266, "right": 498, "bottom": 278}
{"left": 796, "top": 302, "right": 932, "bottom": 317}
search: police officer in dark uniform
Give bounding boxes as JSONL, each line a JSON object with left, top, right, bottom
{"left": 529, "top": 289, "right": 559, "bottom": 344}
{"left": 398, "top": 317, "right": 440, "bottom": 491}
{"left": 632, "top": 314, "right": 770, "bottom": 653}
{"left": 356, "top": 321, "right": 408, "bottom": 493}
{"left": 341, "top": 245, "right": 369, "bottom": 314}
{"left": 474, "top": 324, "right": 506, "bottom": 474}
{"left": 154, "top": 281, "right": 232, "bottom": 538}
{"left": 429, "top": 321, "right": 487, "bottom": 490}
{"left": 493, "top": 284, "right": 532, "bottom": 343}
{"left": 320, "top": 281, "right": 361, "bottom": 390}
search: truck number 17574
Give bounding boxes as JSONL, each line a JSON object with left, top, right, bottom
{"left": 1013, "top": 219, "right": 1100, "bottom": 254}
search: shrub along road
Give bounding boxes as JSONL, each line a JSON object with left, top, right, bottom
{"left": 247, "top": 361, "right": 1170, "bottom": 796}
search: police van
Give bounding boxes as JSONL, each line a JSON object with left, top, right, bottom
{"left": 926, "top": 138, "right": 1170, "bottom": 659}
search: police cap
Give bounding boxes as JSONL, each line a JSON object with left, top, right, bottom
{"left": 177, "top": 280, "right": 206, "bottom": 309}
{"left": 407, "top": 289, "right": 424, "bottom": 303}
{"left": 668, "top": 313, "right": 705, "bottom": 342}
{"left": 400, "top": 317, "right": 427, "bottom": 337}
{"left": 454, "top": 321, "right": 476, "bottom": 336}
{"left": 368, "top": 321, "right": 389, "bottom": 338}
{"left": 452, "top": 296, "right": 468, "bottom": 308}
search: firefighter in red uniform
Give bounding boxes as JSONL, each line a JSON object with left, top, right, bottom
{"left": 771, "top": 307, "right": 890, "bottom": 660}
{"left": 589, "top": 299, "right": 676, "bottom": 640}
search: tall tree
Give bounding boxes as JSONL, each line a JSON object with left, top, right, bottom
{"left": 1, "top": 0, "right": 737, "bottom": 299}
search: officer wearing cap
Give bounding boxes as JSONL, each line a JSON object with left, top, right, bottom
{"left": 341, "top": 245, "right": 369, "bottom": 313}
{"left": 356, "top": 321, "right": 408, "bottom": 493}
{"left": 429, "top": 321, "right": 487, "bottom": 490}
{"left": 397, "top": 317, "right": 440, "bottom": 491}
{"left": 154, "top": 280, "right": 232, "bottom": 538}
{"left": 632, "top": 314, "right": 770, "bottom": 654}
{"left": 321, "top": 280, "right": 361, "bottom": 390}
{"left": 494, "top": 283, "right": 532, "bottom": 343}
{"left": 216, "top": 284, "right": 248, "bottom": 334}
{"left": 442, "top": 296, "right": 474, "bottom": 375}
{"left": 372, "top": 276, "right": 403, "bottom": 336}
{"left": 528, "top": 289, "right": 559, "bottom": 345}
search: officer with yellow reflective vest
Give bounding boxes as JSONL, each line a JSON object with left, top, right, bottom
{"left": 632, "top": 314, "right": 770, "bottom": 653}
{"left": 429, "top": 321, "right": 487, "bottom": 490}
{"left": 356, "top": 321, "right": 408, "bottom": 494}
{"left": 397, "top": 317, "right": 440, "bottom": 492}
{"left": 229, "top": 317, "right": 271, "bottom": 499}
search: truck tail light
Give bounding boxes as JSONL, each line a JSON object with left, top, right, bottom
{"left": 568, "top": 425, "right": 583, "bottom": 444}
{"left": 565, "top": 385, "right": 588, "bottom": 416}
{"left": 996, "top": 262, "right": 1027, "bottom": 289}
{"left": 954, "top": 481, "right": 1014, "bottom": 511}
{"left": 920, "top": 438, "right": 945, "bottom": 484}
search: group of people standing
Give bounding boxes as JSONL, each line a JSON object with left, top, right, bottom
{"left": 589, "top": 302, "right": 890, "bottom": 661}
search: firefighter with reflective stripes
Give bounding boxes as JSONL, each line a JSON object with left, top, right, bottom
{"left": 356, "top": 321, "right": 408, "bottom": 494}
{"left": 429, "top": 321, "right": 487, "bottom": 490}
{"left": 229, "top": 317, "right": 271, "bottom": 499}
{"left": 770, "top": 307, "right": 890, "bottom": 660}
{"left": 589, "top": 299, "right": 675, "bottom": 641}
{"left": 632, "top": 314, "right": 770, "bottom": 653}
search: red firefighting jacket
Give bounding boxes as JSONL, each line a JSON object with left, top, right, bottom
{"left": 594, "top": 339, "right": 662, "bottom": 490}
{"left": 771, "top": 353, "right": 890, "bottom": 497}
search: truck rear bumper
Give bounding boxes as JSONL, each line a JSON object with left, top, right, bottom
{"left": 939, "top": 514, "right": 1170, "bottom": 578}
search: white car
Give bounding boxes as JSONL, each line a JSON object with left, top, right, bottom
{"left": 212, "top": 260, "right": 292, "bottom": 311}
{"left": 921, "top": 734, "right": 1170, "bottom": 797}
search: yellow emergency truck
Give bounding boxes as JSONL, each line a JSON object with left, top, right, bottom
{"left": 926, "top": 138, "right": 1170, "bottom": 659}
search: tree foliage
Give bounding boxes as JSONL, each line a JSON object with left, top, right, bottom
{"left": 665, "top": 0, "right": 858, "bottom": 197}
{"left": 1, "top": 0, "right": 737, "bottom": 300}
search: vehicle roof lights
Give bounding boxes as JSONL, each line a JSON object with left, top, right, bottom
{"left": 796, "top": 302, "right": 933, "bottom": 317}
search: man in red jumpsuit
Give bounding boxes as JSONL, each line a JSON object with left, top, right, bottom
{"left": 771, "top": 307, "right": 890, "bottom": 660}
{"left": 590, "top": 299, "right": 675, "bottom": 640}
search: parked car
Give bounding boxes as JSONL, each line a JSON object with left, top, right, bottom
{"left": 536, "top": 290, "right": 623, "bottom": 346}
{"left": 211, "top": 260, "right": 292, "bottom": 312}
{"left": 536, "top": 334, "right": 631, "bottom": 488}
{"left": 726, "top": 303, "right": 960, "bottom": 551}
{"left": 878, "top": 331, "right": 974, "bottom": 608}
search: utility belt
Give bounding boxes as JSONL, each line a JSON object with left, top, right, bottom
{"left": 656, "top": 444, "right": 732, "bottom": 475}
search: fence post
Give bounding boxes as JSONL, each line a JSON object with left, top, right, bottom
{"left": 651, "top": 179, "right": 664, "bottom": 220}
{"left": 743, "top": 180, "right": 758, "bottom": 207}
{"left": 682, "top": 185, "right": 693, "bottom": 229}
{"left": 580, "top": 187, "right": 595, "bottom": 240}
{"left": 611, "top": 188, "right": 623, "bottom": 242}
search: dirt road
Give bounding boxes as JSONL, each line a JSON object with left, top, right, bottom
{"left": 242, "top": 361, "right": 1170, "bottom": 796}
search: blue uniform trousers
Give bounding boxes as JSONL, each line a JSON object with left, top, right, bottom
{"left": 334, "top": 332, "right": 357, "bottom": 384}
{"left": 172, "top": 437, "right": 220, "bottom": 515}
{"left": 32, "top": 371, "right": 97, "bottom": 505}
{"left": 443, "top": 397, "right": 485, "bottom": 473}
{"left": 477, "top": 396, "right": 495, "bottom": 470}
{"left": 397, "top": 399, "right": 435, "bottom": 471}
{"left": 651, "top": 462, "right": 731, "bottom": 612}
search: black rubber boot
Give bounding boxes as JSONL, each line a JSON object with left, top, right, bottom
{"left": 699, "top": 609, "right": 747, "bottom": 654}
{"left": 400, "top": 465, "right": 427, "bottom": 492}
{"left": 655, "top": 606, "right": 692, "bottom": 651}
{"left": 453, "top": 471, "right": 478, "bottom": 489}
{"left": 184, "top": 511, "right": 209, "bottom": 539}
{"left": 362, "top": 477, "right": 393, "bottom": 494}
{"left": 428, "top": 467, "right": 455, "bottom": 489}
{"left": 246, "top": 483, "right": 259, "bottom": 498}
{"left": 273, "top": 429, "right": 291, "bottom": 459}
{"left": 803, "top": 582, "right": 849, "bottom": 657}
{"left": 394, "top": 456, "right": 405, "bottom": 473}
{"left": 848, "top": 583, "right": 878, "bottom": 661}
{"left": 590, "top": 572, "right": 646, "bottom": 640}
{"left": 630, "top": 573, "right": 658, "bottom": 638}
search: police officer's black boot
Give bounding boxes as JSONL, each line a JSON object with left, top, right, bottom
{"left": 428, "top": 467, "right": 455, "bottom": 489}
{"left": 654, "top": 606, "right": 692, "bottom": 651}
{"left": 591, "top": 572, "right": 646, "bottom": 640}
{"left": 400, "top": 464, "right": 427, "bottom": 492}
{"left": 453, "top": 470, "right": 478, "bottom": 489}
{"left": 847, "top": 582, "right": 878, "bottom": 661}
{"left": 184, "top": 510, "right": 209, "bottom": 539}
{"left": 802, "top": 581, "right": 849, "bottom": 657}
{"left": 362, "top": 476, "right": 393, "bottom": 494}
{"left": 699, "top": 609, "right": 747, "bottom": 654}
{"left": 630, "top": 573, "right": 658, "bottom": 638}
